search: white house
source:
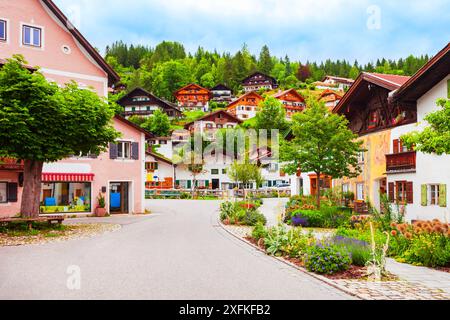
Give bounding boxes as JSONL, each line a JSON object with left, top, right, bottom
{"left": 388, "top": 43, "right": 450, "bottom": 222}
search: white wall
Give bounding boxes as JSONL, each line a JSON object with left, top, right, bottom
{"left": 388, "top": 75, "right": 450, "bottom": 222}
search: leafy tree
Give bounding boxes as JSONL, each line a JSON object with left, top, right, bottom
{"left": 0, "top": 56, "right": 119, "bottom": 217}
{"left": 402, "top": 98, "right": 450, "bottom": 155}
{"left": 228, "top": 160, "right": 262, "bottom": 199}
{"left": 200, "top": 72, "right": 215, "bottom": 89}
{"left": 255, "top": 96, "right": 289, "bottom": 131}
{"left": 150, "top": 60, "right": 192, "bottom": 101}
{"left": 141, "top": 109, "right": 171, "bottom": 137}
{"left": 281, "top": 97, "right": 363, "bottom": 208}
{"left": 128, "top": 115, "right": 146, "bottom": 126}
{"left": 296, "top": 64, "right": 311, "bottom": 82}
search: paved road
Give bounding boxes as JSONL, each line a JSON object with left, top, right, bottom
{"left": 0, "top": 200, "right": 353, "bottom": 300}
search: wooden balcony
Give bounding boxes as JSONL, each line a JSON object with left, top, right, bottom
{"left": 0, "top": 158, "right": 24, "bottom": 171}
{"left": 386, "top": 151, "right": 416, "bottom": 173}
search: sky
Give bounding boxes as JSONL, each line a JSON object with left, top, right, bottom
{"left": 53, "top": 0, "right": 450, "bottom": 64}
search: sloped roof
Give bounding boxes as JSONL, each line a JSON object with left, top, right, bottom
{"left": 211, "top": 84, "right": 231, "bottom": 91}
{"left": 41, "top": 0, "right": 120, "bottom": 86}
{"left": 146, "top": 151, "right": 173, "bottom": 165}
{"left": 114, "top": 115, "right": 154, "bottom": 138}
{"left": 183, "top": 109, "right": 242, "bottom": 129}
{"left": 116, "top": 87, "right": 181, "bottom": 112}
{"left": 272, "top": 88, "right": 305, "bottom": 101}
{"left": 242, "top": 71, "right": 277, "bottom": 84}
{"left": 174, "top": 83, "right": 211, "bottom": 95}
{"left": 393, "top": 42, "right": 450, "bottom": 102}
{"left": 226, "top": 91, "right": 263, "bottom": 110}
{"left": 333, "top": 72, "right": 411, "bottom": 113}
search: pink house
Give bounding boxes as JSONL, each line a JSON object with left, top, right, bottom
{"left": 0, "top": 0, "right": 150, "bottom": 216}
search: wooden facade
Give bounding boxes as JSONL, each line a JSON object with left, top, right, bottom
{"left": 272, "top": 89, "right": 306, "bottom": 119}
{"left": 211, "top": 84, "right": 233, "bottom": 103}
{"left": 333, "top": 73, "right": 416, "bottom": 136}
{"left": 174, "top": 83, "right": 212, "bottom": 111}
{"left": 242, "top": 72, "right": 278, "bottom": 93}
{"left": 226, "top": 91, "right": 263, "bottom": 120}
{"left": 117, "top": 87, "right": 182, "bottom": 118}
{"left": 184, "top": 109, "right": 242, "bottom": 132}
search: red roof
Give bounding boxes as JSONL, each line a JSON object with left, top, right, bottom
{"left": 366, "top": 73, "right": 411, "bottom": 87}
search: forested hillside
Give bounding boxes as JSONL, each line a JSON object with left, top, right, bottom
{"left": 105, "top": 40, "right": 430, "bottom": 101}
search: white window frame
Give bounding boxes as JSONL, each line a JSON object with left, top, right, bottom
{"left": 117, "top": 141, "right": 132, "bottom": 160}
{"left": 428, "top": 184, "right": 440, "bottom": 206}
{"left": 356, "top": 183, "right": 365, "bottom": 201}
{"left": 0, "top": 182, "right": 8, "bottom": 203}
{"left": 0, "top": 19, "right": 8, "bottom": 42}
{"left": 20, "top": 23, "right": 44, "bottom": 49}
{"left": 342, "top": 183, "right": 349, "bottom": 193}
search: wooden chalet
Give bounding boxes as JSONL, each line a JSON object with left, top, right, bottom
{"left": 242, "top": 72, "right": 278, "bottom": 93}
{"left": 117, "top": 87, "right": 182, "bottom": 119}
{"left": 184, "top": 109, "right": 242, "bottom": 133}
{"left": 174, "top": 83, "right": 212, "bottom": 111}
{"left": 210, "top": 84, "right": 233, "bottom": 103}
{"left": 272, "top": 88, "right": 306, "bottom": 119}
{"left": 226, "top": 91, "right": 263, "bottom": 120}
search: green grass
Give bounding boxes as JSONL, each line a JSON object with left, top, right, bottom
{"left": 0, "top": 222, "right": 68, "bottom": 238}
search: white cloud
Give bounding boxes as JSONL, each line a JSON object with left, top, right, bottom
{"left": 53, "top": 0, "right": 450, "bottom": 63}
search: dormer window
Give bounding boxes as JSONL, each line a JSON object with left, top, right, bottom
{"left": 23, "top": 25, "right": 42, "bottom": 47}
{"left": 0, "top": 20, "right": 6, "bottom": 41}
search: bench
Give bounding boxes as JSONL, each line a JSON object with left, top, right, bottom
{"left": 0, "top": 215, "right": 65, "bottom": 230}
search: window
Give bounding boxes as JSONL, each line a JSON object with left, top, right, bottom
{"left": 160, "top": 140, "right": 168, "bottom": 145}
{"left": 23, "top": 25, "right": 42, "bottom": 47}
{"left": 357, "top": 151, "right": 365, "bottom": 163}
{"left": 222, "top": 169, "right": 227, "bottom": 174}
{"left": 394, "top": 181, "right": 413, "bottom": 204}
{"left": 117, "top": 141, "right": 131, "bottom": 159}
{"left": 429, "top": 184, "right": 440, "bottom": 206}
{"left": 211, "top": 169, "right": 219, "bottom": 175}
{"left": 356, "top": 183, "right": 364, "bottom": 201}
{"left": 397, "top": 181, "right": 406, "bottom": 203}
{"left": 0, "top": 182, "right": 7, "bottom": 203}
{"left": 40, "top": 182, "right": 91, "bottom": 213}
{"left": 145, "top": 162, "right": 158, "bottom": 171}
{"left": 342, "top": 183, "right": 349, "bottom": 193}
{"left": 0, "top": 20, "right": 6, "bottom": 41}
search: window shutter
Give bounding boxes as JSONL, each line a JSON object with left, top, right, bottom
{"left": 388, "top": 182, "right": 395, "bottom": 202}
{"left": 7, "top": 183, "right": 18, "bottom": 203}
{"left": 447, "top": 79, "right": 450, "bottom": 99}
{"left": 109, "top": 143, "right": 118, "bottom": 159}
{"left": 205, "top": 180, "right": 210, "bottom": 188}
{"left": 187, "top": 180, "right": 192, "bottom": 189}
{"left": 421, "top": 184, "right": 427, "bottom": 206}
{"left": 406, "top": 181, "right": 413, "bottom": 204}
{"left": 439, "top": 184, "right": 447, "bottom": 207}
{"left": 393, "top": 139, "right": 399, "bottom": 154}
{"left": 131, "top": 142, "right": 139, "bottom": 160}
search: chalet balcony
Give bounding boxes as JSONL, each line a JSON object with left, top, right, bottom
{"left": 0, "top": 158, "right": 24, "bottom": 171}
{"left": 386, "top": 151, "right": 416, "bottom": 173}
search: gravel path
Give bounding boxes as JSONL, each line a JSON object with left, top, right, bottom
{"left": 0, "top": 200, "right": 353, "bottom": 300}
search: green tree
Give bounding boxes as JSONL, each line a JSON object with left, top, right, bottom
{"left": 200, "top": 72, "right": 215, "bottom": 89}
{"left": 281, "top": 97, "right": 363, "bottom": 208}
{"left": 150, "top": 60, "right": 192, "bottom": 101}
{"left": 255, "top": 96, "right": 289, "bottom": 131}
{"left": 258, "top": 45, "right": 274, "bottom": 75}
{"left": 228, "top": 160, "right": 262, "bottom": 199}
{"left": 0, "top": 56, "right": 119, "bottom": 217}
{"left": 402, "top": 98, "right": 450, "bottom": 155}
{"left": 141, "top": 109, "right": 171, "bottom": 137}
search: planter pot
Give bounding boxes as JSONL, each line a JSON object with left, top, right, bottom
{"left": 95, "top": 207, "right": 107, "bottom": 217}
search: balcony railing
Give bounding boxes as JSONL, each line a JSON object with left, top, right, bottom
{"left": 386, "top": 151, "right": 416, "bottom": 172}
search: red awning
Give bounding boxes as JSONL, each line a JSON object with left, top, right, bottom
{"left": 42, "top": 173, "right": 95, "bottom": 182}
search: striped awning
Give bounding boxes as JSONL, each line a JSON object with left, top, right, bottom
{"left": 42, "top": 173, "right": 95, "bottom": 182}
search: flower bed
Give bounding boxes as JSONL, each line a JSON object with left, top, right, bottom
{"left": 220, "top": 201, "right": 266, "bottom": 226}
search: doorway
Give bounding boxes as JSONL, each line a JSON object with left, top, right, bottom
{"left": 110, "top": 182, "right": 130, "bottom": 214}
{"left": 212, "top": 179, "right": 220, "bottom": 190}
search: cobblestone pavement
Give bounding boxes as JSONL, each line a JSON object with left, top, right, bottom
{"left": 222, "top": 224, "right": 450, "bottom": 300}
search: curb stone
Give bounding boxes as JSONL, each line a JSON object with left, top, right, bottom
{"left": 217, "top": 217, "right": 365, "bottom": 300}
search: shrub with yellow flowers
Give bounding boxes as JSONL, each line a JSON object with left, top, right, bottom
{"left": 389, "top": 220, "right": 450, "bottom": 267}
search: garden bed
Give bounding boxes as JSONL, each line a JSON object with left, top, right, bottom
{"left": 0, "top": 222, "right": 120, "bottom": 246}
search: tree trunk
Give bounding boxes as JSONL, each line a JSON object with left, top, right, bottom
{"left": 316, "top": 172, "right": 321, "bottom": 209}
{"left": 20, "top": 160, "right": 44, "bottom": 218}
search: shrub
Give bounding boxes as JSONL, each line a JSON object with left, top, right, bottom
{"left": 252, "top": 222, "right": 268, "bottom": 241}
{"left": 332, "top": 235, "right": 371, "bottom": 266}
{"left": 242, "top": 210, "right": 267, "bottom": 226}
{"left": 281, "top": 229, "right": 314, "bottom": 258}
{"left": 304, "top": 244, "right": 351, "bottom": 274}
{"left": 264, "top": 225, "right": 290, "bottom": 256}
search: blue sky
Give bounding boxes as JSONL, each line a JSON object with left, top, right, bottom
{"left": 53, "top": 0, "right": 450, "bottom": 64}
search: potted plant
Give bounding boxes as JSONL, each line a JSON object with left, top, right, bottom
{"left": 95, "top": 192, "right": 107, "bottom": 217}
